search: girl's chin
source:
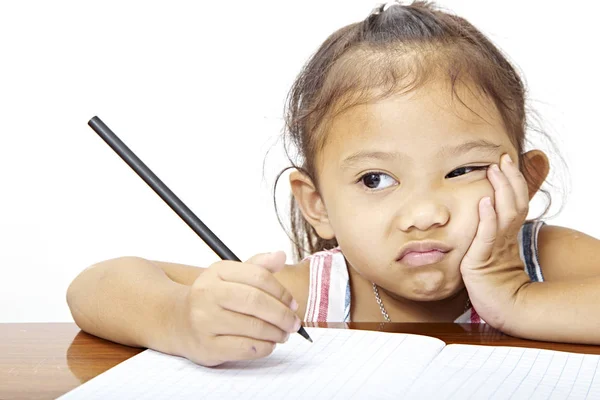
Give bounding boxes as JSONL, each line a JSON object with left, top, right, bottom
{"left": 386, "top": 289, "right": 457, "bottom": 303}
{"left": 404, "top": 293, "right": 454, "bottom": 302}
{"left": 388, "top": 282, "right": 465, "bottom": 303}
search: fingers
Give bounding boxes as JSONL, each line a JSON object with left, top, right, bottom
{"left": 210, "top": 335, "right": 277, "bottom": 363}
{"left": 487, "top": 163, "right": 516, "bottom": 233}
{"left": 499, "top": 154, "right": 530, "bottom": 212}
{"left": 215, "top": 308, "right": 291, "bottom": 344}
{"left": 214, "top": 281, "right": 301, "bottom": 334}
{"left": 465, "top": 197, "right": 497, "bottom": 265}
{"left": 183, "top": 252, "right": 299, "bottom": 366}
{"left": 245, "top": 251, "right": 287, "bottom": 274}
{"left": 487, "top": 154, "right": 529, "bottom": 233}
{"left": 216, "top": 260, "right": 296, "bottom": 311}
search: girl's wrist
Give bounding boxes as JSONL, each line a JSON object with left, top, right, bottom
{"left": 167, "top": 284, "right": 194, "bottom": 358}
{"left": 499, "top": 281, "right": 537, "bottom": 338}
{"left": 143, "top": 283, "right": 192, "bottom": 358}
{"left": 463, "top": 267, "right": 530, "bottom": 332}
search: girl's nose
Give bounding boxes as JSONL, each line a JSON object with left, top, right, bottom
{"left": 394, "top": 197, "right": 450, "bottom": 232}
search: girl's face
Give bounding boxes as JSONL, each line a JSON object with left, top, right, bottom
{"left": 314, "top": 79, "right": 519, "bottom": 301}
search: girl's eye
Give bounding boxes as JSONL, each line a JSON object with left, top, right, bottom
{"left": 358, "top": 172, "right": 397, "bottom": 190}
{"left": 446, "top": 165, "right": 488, "bottom": 178}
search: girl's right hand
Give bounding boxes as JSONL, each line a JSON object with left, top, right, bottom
{"left": 174, "top": 251, "right": 301, "bottom": 367}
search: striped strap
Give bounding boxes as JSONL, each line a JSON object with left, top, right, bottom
{"left": 518, "top": 220, "right": 545, "bottom": 282}
{"left": 304, "top": 247, "right": 350, "bottom": 322}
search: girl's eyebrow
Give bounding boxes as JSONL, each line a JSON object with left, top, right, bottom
{"left": 340, "top": 139, "right": 502, "bottom": 169}
{"left": 440, "top": 139, "right": 502, "bottom": 157}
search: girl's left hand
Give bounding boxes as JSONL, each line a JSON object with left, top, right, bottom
{"left": 459, "top": 153, "right": 532, "bottom": 331}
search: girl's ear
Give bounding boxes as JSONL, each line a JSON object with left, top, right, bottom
{"left": 521, "top": 149, "right": 550, "bottom": 200}
{"left": 289, "top": 170, "right": 335, "bottom": 240}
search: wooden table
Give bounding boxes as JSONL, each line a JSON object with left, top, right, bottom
{"left": 2, "top": 322, "right": 600, "bottom": 400}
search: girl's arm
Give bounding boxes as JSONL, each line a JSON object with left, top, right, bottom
{"left": 66, "top": 257, "right": 202, "bottom": 354}
{"left": 67, "top": 254, "right": 306, "bottom": 366}
{"left": 506, "top": 225, "right": 600, "bottom": 344}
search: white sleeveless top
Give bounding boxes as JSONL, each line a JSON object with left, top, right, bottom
{"left": 303, "top": 220, "right": 546, "bottom": 323}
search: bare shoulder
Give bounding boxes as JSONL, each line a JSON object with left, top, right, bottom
{"left": 274, "top": 259, "right": 311, "bottom": 320}
{"left": 537, "top": 223, "right": 600, "bottom": 281}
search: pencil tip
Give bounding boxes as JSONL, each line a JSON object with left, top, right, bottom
{"left": 298, "top": 326, "right": 313, "bottom": 342}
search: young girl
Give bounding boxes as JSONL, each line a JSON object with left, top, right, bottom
{"left": 66, "top": 1, "right": 600, "bottom": 367}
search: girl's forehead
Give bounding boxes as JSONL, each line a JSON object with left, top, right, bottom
{"left": 320, "top": 81, "right": 511, "bottom": 161}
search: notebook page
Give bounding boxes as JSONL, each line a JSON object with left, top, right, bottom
{"left": 405, "top": 344, "right": 600, "bottom": 399}
{"left": 59, "top": 327, "right": 445, "bottom": 400}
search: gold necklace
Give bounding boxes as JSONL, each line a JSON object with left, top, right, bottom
{"left": 372, "top": 283, "right": 471, "bottom": 322}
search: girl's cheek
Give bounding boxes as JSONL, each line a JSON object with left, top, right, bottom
{"left": 477, "top": 175, "right": 495, "bottom": 195}
{"left": 460, "top": 180, "right": 495, "bottom": 204}
{"left": 450, "top": 189, "right": 487, "bottom": 240}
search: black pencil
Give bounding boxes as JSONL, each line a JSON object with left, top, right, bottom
{"left": 87, "top": 116, "right": 313, "bottom": 343}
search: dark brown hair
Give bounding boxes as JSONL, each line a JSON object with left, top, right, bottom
{"left": 273, "top": 1, "right": 563, "bottom": 262}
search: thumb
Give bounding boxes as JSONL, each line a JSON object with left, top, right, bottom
{"left": 245, "top": 251, "right": 287, "bottom": 274}
{"left": 463, "top": 197, "right": 497, "bottom": 269}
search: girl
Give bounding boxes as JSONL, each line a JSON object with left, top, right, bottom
{"left": 67, "top": 1, "right": 600, "bottom": 367}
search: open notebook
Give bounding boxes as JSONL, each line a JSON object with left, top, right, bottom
{"left": 59, "top": 328, "right": 600, "bottom": 399}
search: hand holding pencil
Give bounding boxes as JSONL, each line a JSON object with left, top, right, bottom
{"left": 87, "top": 116, "right": 311, "bottom": 367}
{"left": 175, "top": 251, "right": 302, "bottom": 366}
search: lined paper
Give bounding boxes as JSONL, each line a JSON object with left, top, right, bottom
{"left": 58, "top": 328, "right": 445, "bottom": 399}
{"left": 405, "top": 344, "right": 600, "bottom": 399}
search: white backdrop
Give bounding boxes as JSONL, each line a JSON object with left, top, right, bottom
{"left": 1, "top": 0, "right": 598, "bottom": 322}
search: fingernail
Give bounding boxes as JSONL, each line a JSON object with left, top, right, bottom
{"left": 290, "top": 299, "right": 298, "bottom": 311}
{"left": 283, "top": 333, "right": 290, "bottom": 342}
{"left": 505, "top": 154, "right": 513, "bottom": 164}
{"left": 491, "top": 164, "right": 500, "bottom": 172}
{"left": 292, "top": 317, "right": 301, "bottom": 332}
